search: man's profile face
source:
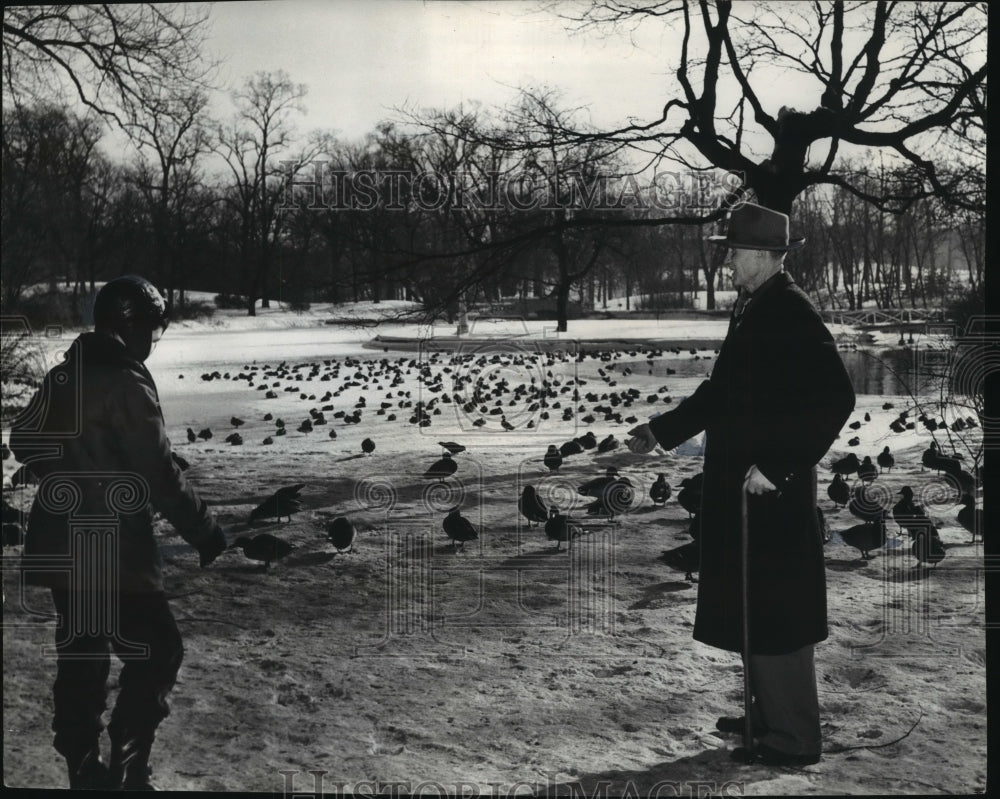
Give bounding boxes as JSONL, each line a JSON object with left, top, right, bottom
{"left": 121, "top": 324, "right": 164, "bottom": 362}
{"left": 726, "top": 247, "right": 779, "bottom": 291}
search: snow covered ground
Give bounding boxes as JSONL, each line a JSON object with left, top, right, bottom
{"left": 2, "top": 303, "right": 985, "bottom": 794}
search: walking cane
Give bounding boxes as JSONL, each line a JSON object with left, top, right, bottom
{"left": 740, "top": 480, "right": 753, "bottom": 757}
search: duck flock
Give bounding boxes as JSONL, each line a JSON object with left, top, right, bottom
{"left": 1, "top": 344, "right": 984, "bottom": 579}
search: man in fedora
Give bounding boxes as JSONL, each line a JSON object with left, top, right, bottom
{"left": 628, "top": 202, "right": 855, "bottom": 766}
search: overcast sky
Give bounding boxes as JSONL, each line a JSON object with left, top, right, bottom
{"left": 205, "top": 0, "right": 683, "bottom": 141}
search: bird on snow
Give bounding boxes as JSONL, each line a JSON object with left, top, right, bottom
{"left": 543, "top": 445, "right": 563, "bottom": 472}
{"left": 325, "top": 517, "right": 356, "bottom": 553}
{"left": 892, "top": 486, "right": 935, "bottom": 538}
{"left": 518, "top": 485, "right": 548, "bottom": 528}
{"left": 249, "top": 486, "right": 303, "bottom": 523}
{"left": 231, "top": 416, "right": 245, "bottom": 428}
{"left": 197, "top": 427, "right": 213, "bottom": 441}
{"left": 956, "top": 493, "right": 983, "bottom": 543}
{"left": 361, "top": 437, "right": 376, "bottom": 455}
{"left": 544, "top": 506, "right": 582, "bottom": 552}
{"left": 827, "top": 473, "right": 850, "bottom": 508}
{"left": 650, "top": 474, "right": 671, "bottom": 506}
{"left": 659, "top": 541, "right": 699, "bottom": 582}
{"left": 849, "top": 484, "right": 886, "bottom": 525}
{"left": 559, "top": 439, "right": 584, "bottom": 457}
{"left": 831, "top": 452, "right": 861, "bottom": 476}
{"left": 596, "top": 434, "right": 619, "bottom": 453}
{"left": 876, "top": 446, "right": 895, "bottom": 473}
{"left": 230, "top": 533, "right": 294, "bottom": 571}
{"left": 423, "top": 452, "right": 458, "bottom": 481}
{"left": 839, "top": 513, "right": 889, "bottom": 561}
{"left": 186, "top": 427, "right": 197, "bottom": 443}
{"left": 438, "top": 441, "right": 466, "bottom": 455}
{"left": 225, "top": 432, "right": 243, "bottom": 445}
{"left": 443, "top": 507, "right": 478, "bottom": 550}
{"left": 857, "top": 456, "right": 878, "bottom": 484}
{"left": 676, "top": 474, "right": 704, "bottom": 517}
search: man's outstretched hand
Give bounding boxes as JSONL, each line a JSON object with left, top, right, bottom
{"left": 626, "top": 423, "right": 659, "bottom": 454}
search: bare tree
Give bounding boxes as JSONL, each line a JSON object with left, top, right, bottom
{"left": 554, "top": 1, "right": 986, "bottom": 215}
{"left": 3, "top": 4, "right": 216, "bottom": 130}
{"left": 215, "top": 70, "right": 329, "bottom": 315}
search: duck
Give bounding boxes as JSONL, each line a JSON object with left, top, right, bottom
{"left": 956, "top": 494, "right": 982, "bottom": 543}
{"left": 876, "top": 446, "right": 894, "bottom": 473}
{"left": 248, "top": 487, "right": 303, "bottom": 523}
{"left": 443, "top": 507, "right": 478, "bottom": 550}
{"left": 596, "top": 434, "right": 619, "bottom": 453}
{"left": 186, "top": 427, "right": 197, "bottom": 443}
{"left": 576, "top": 431, "right": 597, "bottom": 450}
{"left": 231, "top": 416, "right": 245, "bottom": 428}
{"left": 197, "top": 427, "right": 213, "bottom": 441}
{"left": 676, "top": 474, "right": 704, "bottom": 517}
{"left": 892, "top": 486, "right": 934, "bottom": 538}
{"left": 857, "top": 456, "right": 878, "bottom": 484}
{"left": 225, "top": 432, "right": 243, "bottom": 445}
{"left": 827, "top": 473, "right": 850, "bottom": 508}
{"left": 438, "top": 441, "right": 466, "bottom": 455}
{"left": 658, "top": 541, "right": 699, "bottom": 581}
{"left": 839, "top": 513, "right": 889, "bottom": 561}
{"left": 422, "top": 452, "right": 458, "bottom": 481}
{"left": 325, "top": 517, "right": 356, "bottom": 553}
{"left": 361, "top": 437, "right": 376, "bottom": 455}
{"left": 831, "top": 452, "right": 861, "bottom": 476}
{"left": 544, "top": 506, "right": 581, "bottom": 552}
{"left": 543, "top": 445, "right": 563, "bottom": 472}
{"left": 849, "top": 484, "right": 885, "bottom": 524}
{"left": 230, "top": 533, "right": 294, "bottom": 571}
{"left": 559, "top": 439, "right": 584, "bottom": 457}
{"left": 650, "top": 474, "right": 671, "bottom": 506}
{"left": 584, "top": 473, "right": 634, "bottom": 519}
{"left": 911, "top": 528, "right": 946, "bottom": 567}
{"left": 518, "top": 485, "right": 548, "bottom": 528}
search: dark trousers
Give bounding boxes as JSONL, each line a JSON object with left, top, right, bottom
{"left": 49, "top": 589, "right": 183, "bottom": 754}
{"left": 748, "top": 644, "right": 822, "bottom": 756}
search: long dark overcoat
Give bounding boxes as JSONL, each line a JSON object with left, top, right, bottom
{"left": 650, "top": 272, "right": 855, "bottom": 654}
{"left": 9, "top": 332, "right": 217, "bottom": 593}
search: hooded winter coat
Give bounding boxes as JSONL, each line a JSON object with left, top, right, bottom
{"left": 9, "top": 332, "right": 218, "bottom": 593}
{"left": 649, "top": 272, "right": 855, "bottom": 654}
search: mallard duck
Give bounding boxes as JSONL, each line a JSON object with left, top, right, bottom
{"left": 443, "top": 507, "right": 477, "bottom": 550}
{"left": 596, "top": 434, "right": 619, "bottom": 453}
{"left": 248, "top": 487, "right": 303, "bottom": 523}
{"left": 659, "top": 541, "right": 699, "bottom": 581}
{"left": 518, "top": 485, "right": 548, "bottom": 528}
{"left": 839, "top": 513, "right": 889, "bottom": 561}
{"left": 650, "top": 474, "right": 671, "bottom": 506}
{"left": 857, "top": 456, "right": 878, "bottom": 484}
{"left": 956, "top": 494, "right": 982, "bottom": 543}
{"left": 676, "top": 474, "right": 703, "bottom": 517}
{"left": 230, "top": 533, "right": 294, "bottom": 570}
{"left": 849, "top": 484, "right": 885, "bottom": 524}
{"left": 827, "top": 473, "right": 850, "bottom": 508}
{"left": 325, "top": 517, "right": 356, "bottom": 553}
{"left": 543, "top": 445, "right": 563, "bottom": 472}
{"left": 876, "top": 446, "right": 894, "bottom": 473}
{"left": 831, "top": 452, "right": 861, "bottom": 476}
{"left": 423, "top": 452, "right": 458, "bottom": 481}
{"left": 544, "top": 506, "right": 581, "bottom": 552}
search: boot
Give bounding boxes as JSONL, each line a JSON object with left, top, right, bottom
{"left": 108, "top": 733, "right": 157, "bottom": 791}
{"left": 58, "top": 737, "right": 110, "bottom": 789}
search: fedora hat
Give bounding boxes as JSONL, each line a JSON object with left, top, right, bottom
{"left": 707, "top": 202, "right": 805, "bottom": 251}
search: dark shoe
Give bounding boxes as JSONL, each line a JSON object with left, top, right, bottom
{"left": 64, "top": 744, "right": 110, "bottom": 789}
{"left": 731, "top": 744, "right": 821, "bottom": 767}
{"left": 109, "top": 734, "right": 157, "bottom": 790}
{"left": 716, "top": 716, "right": 746, "bottom": 734}
{"left": 715, "top": 716, "right": 766, "bottom": 735}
